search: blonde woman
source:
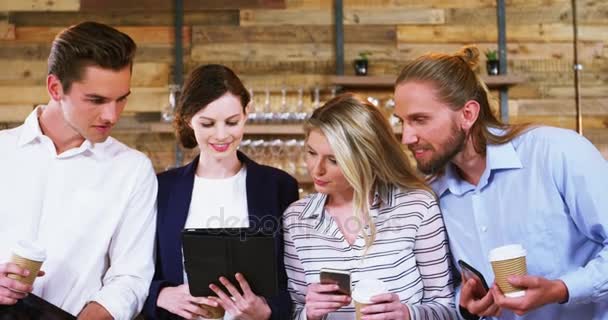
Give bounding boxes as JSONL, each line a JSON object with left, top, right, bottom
{"left": 283, "top": 94, "right": 457, "bottom": 320}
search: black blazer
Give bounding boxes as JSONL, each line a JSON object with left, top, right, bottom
{"left": 143, "top": 152, "right": 299, "bottom": 319}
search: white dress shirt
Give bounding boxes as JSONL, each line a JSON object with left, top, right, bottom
{"left": 0, "top": 107, "right": 158, "bottom": 319}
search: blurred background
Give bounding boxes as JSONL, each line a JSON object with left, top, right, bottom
{"left": 0, "top": 0, "right": 606, "bottom": 194}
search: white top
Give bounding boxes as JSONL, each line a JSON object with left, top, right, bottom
{"left": 184, "top": 165, "right": 249, "bottom": 229}
{"left": 183, "top": 166, "right": 249, "bottom": 320}
{"left": 0, "top": 107, "right": 158, "bottom": 320}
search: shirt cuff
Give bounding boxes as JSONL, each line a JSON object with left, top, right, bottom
{"left": 559, "top": 270, "right": 592, "bottom": 305}
{"left": 89, "top": 289, "right": 133, "bottom": 320}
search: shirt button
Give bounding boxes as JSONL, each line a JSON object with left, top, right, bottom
{"left": 481, "top": 226, "right": 488, "bottom": 232}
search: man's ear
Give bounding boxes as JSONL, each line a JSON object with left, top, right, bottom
{"left": 47, "top": 74, "right": 64, "bottom": 101}
{"left": 460, "top": 100, "right": 480, "bottom": 131}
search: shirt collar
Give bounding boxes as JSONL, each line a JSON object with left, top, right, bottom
{"left": 17, "top": 106, "right": 45, "bottom": 147}
{"left": 433, "top": 139, "right": 523, "bottom": 197}
{"left": 299, "top": 186, "right": 395, "bottom": 221}
{"left": 17, "top": 105, "right": 111, "bottom": 159}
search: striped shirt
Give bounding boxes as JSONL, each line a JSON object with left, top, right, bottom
{"left": 283, "top": 186, "right": 457, "bottom": 320}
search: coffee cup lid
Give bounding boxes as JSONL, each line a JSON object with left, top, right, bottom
{"left": 352, "top": 279, "right": 389, "bottom": 303}
{"left": 489, "top": 244, "right": 526, "bottom": 261}
{"left": 13, "top": 240, "right": 46, "bottom": 262}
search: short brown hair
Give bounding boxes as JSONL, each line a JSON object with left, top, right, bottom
{"left": 175, "top": 64, "right": 250, "bottom": 149}
{"left": 396, "top": 45, "right": 531, "bottom": 155}
{"left": 47, "top": 21, "right": 136, "bottom": 93}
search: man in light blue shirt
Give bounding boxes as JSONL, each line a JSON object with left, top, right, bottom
{"left": 392, "top": 45, "right": 608, "bottom": 320}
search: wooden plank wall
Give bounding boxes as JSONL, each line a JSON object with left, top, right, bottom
{"left": 0, "top": 0, "right": 606, "bottom": 171}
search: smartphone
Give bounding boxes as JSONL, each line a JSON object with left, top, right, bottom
{"left": 320, "top": 268, "right": 351, "bottom": 296}
{"left": 458, "top": 260, "right": 489, "bottom": 293}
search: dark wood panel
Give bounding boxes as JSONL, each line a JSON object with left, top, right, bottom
{"left": 80, "top": 0, "right": 285, "bottom": 11}
{"left": 9, "top": 11, "right": 239, "bottom": 26}
{"left": 192, "top": 25, "right": 395, "bottom": 44}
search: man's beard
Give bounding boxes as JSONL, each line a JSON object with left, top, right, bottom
{"left": 416, "top": 124, "right": 466, "bottom": 175}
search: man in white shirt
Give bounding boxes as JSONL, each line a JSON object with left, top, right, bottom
{"left": 0, "top": 21, "right": 157, "bottom": 320}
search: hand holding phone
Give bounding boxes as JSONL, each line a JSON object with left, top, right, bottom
{"left": 458, "top": 260, "right": 489, "bottom": 294}
{"left": 319, "top": 268, "right": 351, "bottom": 296}
{"left": 458, "top": 260, "right": 502, "bottom": 318}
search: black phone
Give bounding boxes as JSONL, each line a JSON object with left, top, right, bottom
{"left": 458, "top": 260, "right": 489, "bottom": 292}
{"left": 320, "top": 268, "right": 351, "bottom": 296}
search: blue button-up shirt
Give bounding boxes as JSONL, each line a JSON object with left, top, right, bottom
{"left": 432, "top": 126, "right": 608, "bottom": 320}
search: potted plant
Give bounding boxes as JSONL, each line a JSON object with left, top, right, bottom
{"left": 485, "top": 49, "right": 499, "bottom": 76}
{"left": 354, "top": 51, "right": 371, "bottom": 76}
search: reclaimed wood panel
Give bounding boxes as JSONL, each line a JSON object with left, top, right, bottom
{"left": 240, "top": 8, "right": 445, "bottom": 25}
{"left": 0, "top": 105, "right": 34, "bottom": 122}
{"left": 396, "top": 43, "right": 607, "bottom": 61}
{"left": 287, "top": 0, "right": 497, "bottom": 9}
{"left": 511, "top": 115, "right": 608, "bottom": 130}
{"left": 0, "top": 0, "right": 79, "bottom": 11}
{"left": 192, "top": 43, "right": 335, "bottom": 62}
{"left": 397, "top": 24, "right": 608, "bottom": 43}
{"left": 80, "top": 0, "right": 285, "bottom": 11}
{"left": 0, "top": 86, "right": 168, "bottom": 113}
{"left": 10, "top": 26, "right": 191, "bottom": 46}
{"left": 192, "top": 25, "right": 396, "bottom": 44}
{"left": 0, "top": 43, "right": 50, "bottom": 59}
{"left": 0, "top": 60, "right": 46, "bottom": 85}
{"left": 512, "top": 99, "right": 608, "bottom": 116}
{"left": 448, "top": 5, "right": 608, "bottom": 25}
{"left": 0, "top": 20, "right": 15, "bottom": 40}
{"left": 188, "top": 60, "right": 334, "bottom": 75}
{"left": 9, "top": 11, "right": 240, "bottom": 26}
{"left": 0, "top": 59, "right": 171, "bottom": 87}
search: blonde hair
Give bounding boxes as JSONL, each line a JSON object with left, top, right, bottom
{"left": 304, "top": 94, "right": 431, "bottom": 250}
{"left": 396, "top": 45, "right": 533, "bottom": 155}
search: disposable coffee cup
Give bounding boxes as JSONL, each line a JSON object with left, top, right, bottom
{"left": 7, "top": 240, "right": 46, "bottom": 287}
{"left": 352, "top": 279, "right": 389, "bottom": 320}
{"left": 200, "top": 304, "right": 225, "bottom": 320}
{"left": 489, "top": 244, "right": 527, "bottom": 298}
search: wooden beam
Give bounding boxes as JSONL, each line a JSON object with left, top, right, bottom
{"left": 9, "top": 11, "right": 239, "bottom": 26}
{"left": 80, "top": 0, "right": 285, "bottom": 11}
{"left": 191, "top": 43, "right": 335, "bottom": 62}
{"left": 192, "top": 25, "right": 396, "bottom": 44}
{"left": 10, "top": 26, "right": 191, "bottom": 46}
{"left": 240, "top": 8, "right": 444, "bottom": 25}
{"left": 511, "top": 98, "right": 608, "bottom": 116}
{"left": 0, "top": 0, "right": 79, "bottom": 11}
{"left": 0, "top": 60, "right": 46, "bottom": 85}
{"left": 397, "top": 24, "right": 608, "bottom": 43}
{"left": 344, "top": 8, "right": 445, "bottom": 25}
{"left": 0, "top": 86, "right": 168, "bottom": 113}
{"left": 0, "top": 20, "right": 15, "bottom": 40}
{"left": 396, "top": 42, "right": 606, "bottom": 61}
{"left": 0, "top": 105, "right": 34, "bottom": 122}
{"left": 287, "top": 0, "right": 498, "bottom": 9}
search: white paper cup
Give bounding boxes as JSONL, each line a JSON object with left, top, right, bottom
{"left": 489, "top": 244, "right": 527, "bottom": 298}
{"left": 7, "top": 240, "right": 46, "bottom": 286}
{"left": 352, "top": 279, "right": 389, "bottom": 320}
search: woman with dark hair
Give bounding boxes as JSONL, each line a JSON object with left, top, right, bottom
{"left": 143, "top": 64, "right": 298, "bottom": 320}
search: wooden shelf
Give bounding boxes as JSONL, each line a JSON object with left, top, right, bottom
{"left": 330, "top": 74, "right": 525, "bottom": 90}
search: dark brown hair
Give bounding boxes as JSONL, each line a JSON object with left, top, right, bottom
{"left": 396, "top": 45, "right": 532, "bottom": 155}
{"left": 47, "top": 21, "right": 136, "bottom": 93}
{"left": 175, "top": 64, "right": 250, "bottom": 149}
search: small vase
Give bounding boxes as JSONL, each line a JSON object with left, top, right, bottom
{"left": 486, "top": 60, "right": 499, "bottom": 76}
{"left": 354, "top": 59, "right": 368, "bottom": 76}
